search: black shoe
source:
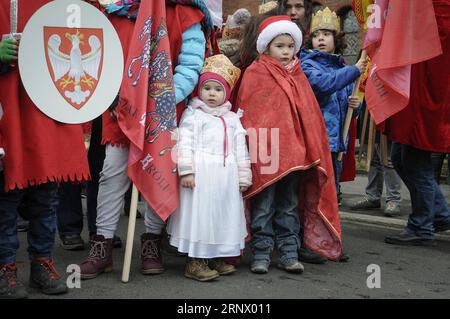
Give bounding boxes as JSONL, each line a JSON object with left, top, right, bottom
{"left": 350, "top": 198, "right": 381, "bottom": 210}
{"left": 338, "top": 253, "right": 350, "bottom": 262}
{"left": 16, "top": 219, "right": 29, "bottom": 232}
{"left": 385, "top": 231, "right": 436, "bottom": 246}
{"left": 434, "top": 222, "right": 450, "bottom": 233}
{"left": 61, "top": 235, "right": 85, "bottom": 251}
{"left": 0, "top": 264, "right": 28, "bottom": 299}
{"left": 29, "top": 258, "right": 68, "bottom": 295}
{"left": 298, "top": 247, "right": 327, "bottom": 264}
{"left": 113, "top": 235, "right": 122, "bottom": 249}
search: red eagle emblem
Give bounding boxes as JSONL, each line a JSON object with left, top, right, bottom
{"left": 44, "top": 27, "right": 104, "bottom": 110}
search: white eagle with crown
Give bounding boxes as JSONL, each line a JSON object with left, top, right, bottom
{"left": 47, "top": 30, "right": 102, "bottom": 105}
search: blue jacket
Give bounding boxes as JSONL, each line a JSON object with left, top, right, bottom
{"left": 300, "top": 49, "right": 360, "bottom": 152}
{"left": 174, "top": 23, "right": 206, "bottom": 104}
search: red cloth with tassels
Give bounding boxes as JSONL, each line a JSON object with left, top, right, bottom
{"left": 101, "top": 5, "right": 204, "bottom": 146}
{"left": 237, "top": 55, "right": 343, "bottom": 261}
{"left": 0, "top": 0, "right": 90, "bottom": 191}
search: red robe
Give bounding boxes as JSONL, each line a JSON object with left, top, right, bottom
{"left": 0, "top": 0, "right": 90, "bottom": 191}
{"left": 383, "top": 0, "right": 450, "bottom": 153}
{"left": 237, "top": 55, "right": 343, "bottom": 261}
{"left": 101, "top": 5, "right": 205, "bottom": 146}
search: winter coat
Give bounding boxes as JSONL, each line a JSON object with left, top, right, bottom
{"left": 300, "top": 49, "right": 360, "bottom": 152}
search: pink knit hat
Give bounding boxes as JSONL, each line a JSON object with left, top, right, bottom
{"left": 198, "top": 72, "right": 231, "bottom": 103}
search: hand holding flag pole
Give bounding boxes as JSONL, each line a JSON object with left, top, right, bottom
{"left": 337, "top": 50, "right": 367, "bottom": 161}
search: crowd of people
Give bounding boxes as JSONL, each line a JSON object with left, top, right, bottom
{"left": 0, "top": 0, "right": 448, "bottom": 299}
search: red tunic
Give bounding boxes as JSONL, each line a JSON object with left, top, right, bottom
{"left": 101, "top": 5, "right": 205, "bottom": 146}
{"left": 0, "top": 0, "right": 90, "bottom": 191}
{"left": 237, "top": 55, "right": 343, "bottom": 261}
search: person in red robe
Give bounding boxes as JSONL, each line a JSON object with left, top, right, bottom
{"left": 237, "top": 16, "right": 343, "bottom": 274}
{"left": 0, "top": 0, "right": 90, "bottom": 298}
{"left": 383, "top": 0, "right": 450, "bottom": 245}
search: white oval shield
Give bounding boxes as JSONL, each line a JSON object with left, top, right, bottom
{"left": 19, "top": 0, "right": 124, "bottom": 124}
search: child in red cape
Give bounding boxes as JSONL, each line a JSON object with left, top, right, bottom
{"left": 236, "top": 16, "right": 343, "bottom": 274}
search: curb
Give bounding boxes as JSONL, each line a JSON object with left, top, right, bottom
{"left": 340, "top": 211, "right": 450, "bottom": 241}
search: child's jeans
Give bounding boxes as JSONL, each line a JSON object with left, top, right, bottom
{"left": 250, "top": 172, "right": 301, "bottom": 265}
{"left": 0, "top": 173, "right": 58, "bottom": 265}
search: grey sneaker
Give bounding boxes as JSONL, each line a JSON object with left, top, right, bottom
{"left": 384, "top": 201, "right": 401, "bottom": 217}
{"left": 250, "top": 260, "right": 270, "bottom": 274}
{"left": 350, "top": 198, "right": 381, "bottom": 210}
{"left": 277, "top": 260, "right": 304, "bottom": 274}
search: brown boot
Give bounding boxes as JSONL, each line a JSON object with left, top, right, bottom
{"left": 79, "top": 235, "right": 113, "bottom": 280}
{"left": 140, "top": 233, "right": 164, "bottom": 275}
{"left": 185, "top": 258, "right": 219, "bottom": 282}
{"left": 209, "top": 258, "right": 237, "bottom": 275}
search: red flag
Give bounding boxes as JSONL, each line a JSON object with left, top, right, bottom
{"left": 352, "top": 0, "right": 374, "bottom": 29}
{"left": 364, "top": 0, "right": 442, "bottom": 124}
{"left": 117, "top": 1, "right": 178, "bottom": 221}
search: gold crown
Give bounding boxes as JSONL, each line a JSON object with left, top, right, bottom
{"left": 201, "top": 54, "right": 241, "bottom": 89}
{"left": 311, "top": 7, "right": 340, "bottom": 33}
{"left": 258, "top": 1, "right": 278, "bottom": 14}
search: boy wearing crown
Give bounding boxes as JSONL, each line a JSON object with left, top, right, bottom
{"left": 300, "top": 7, "right": 367, "bottom": 204}
{"left": 166, "top": 54, "right": 251, "bottom": 282}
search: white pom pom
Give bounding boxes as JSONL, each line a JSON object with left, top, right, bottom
{"left": 232, "top": 8, "right": 251, "bottom": 26}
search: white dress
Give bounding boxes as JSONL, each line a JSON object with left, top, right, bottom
{"left": 167, "top": 99, "right": 251, "bottom": 258}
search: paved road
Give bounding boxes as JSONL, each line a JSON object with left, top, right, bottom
{"left": 15, "top": 220, "right": 450, "bottom": 299}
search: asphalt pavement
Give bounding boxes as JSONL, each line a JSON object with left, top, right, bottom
{"left": 12, "top": 173, "right": 450, "bottom": 299}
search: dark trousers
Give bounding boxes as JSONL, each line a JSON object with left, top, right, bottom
{"left": 0, "top": 173, "right": 58, "bottom": 264}
{"left": 250, "top": 172, "right": 301, "bottom": 265}
{"left": 331, "top": 152, "right": 343, "bottom": 196}
{"left": 56, "top": 115, "right": 105, "bottom": 238}
{"left": 391, "top": 143, "right": 450, "bottom": 239}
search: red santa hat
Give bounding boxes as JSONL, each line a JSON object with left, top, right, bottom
{"left": 256, "top": 16, "right": 303, "bottom": 54}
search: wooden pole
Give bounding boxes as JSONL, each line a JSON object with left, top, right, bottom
{"left": 337, "top": 51, "right": 367, "bottom": 161}
{"left": 121, "top": 184, "right": 139, "bottom": 283}
{"left": 380, "top": 133, "right": 389, "bottom": 166}
{"left": 358, "top": 107, "right": 369, "bottom": 163}
{"left": 366, "top": 117, "right": 376, "bottom": 172}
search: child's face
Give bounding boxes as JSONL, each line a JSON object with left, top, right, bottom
{"left": 312, "top": 29, "right": 335, "bottom": 54}
{"left": 200, "top": 80, "right": 225, "bottom": 107}
{"left": 266, "top": 34, "right": 296, "bottom": 66}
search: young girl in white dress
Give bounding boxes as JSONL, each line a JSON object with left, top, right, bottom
{"left": 167, "top": 55, "right": 251, "bottom": 282}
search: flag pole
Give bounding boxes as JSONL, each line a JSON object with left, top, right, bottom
{"left": 121, "top": 184, "right": 139, "bottom": 283}
{"left": 337, "top": 50, "right": 367, "bottom": 161}
{"left": 358, "top": 106, "right": 369, "bottom": 162}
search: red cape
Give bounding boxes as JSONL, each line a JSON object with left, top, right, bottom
{"left": 101, "top": 15, "right": 135, "bottom": 147}
{"left": 0, "top": 0, "right": 89, "bottom": 191}
{"left": 340, "top": 118, "right": 357, "bottom": 182}
{"left": 101, "top": 5, "right": 204, "bottom": 146}
{"left": 383, "top": 0, "right": 450, "bottom": 152}
{"left": 237, "top": 55, "right": 343, "bottom": 260}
